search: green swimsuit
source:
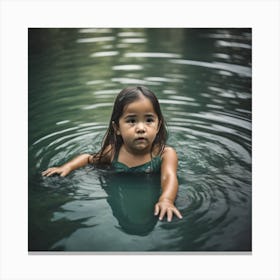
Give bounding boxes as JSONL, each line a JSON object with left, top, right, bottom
{"left": 111, "top": 152, "right": 162, "bottom": 174}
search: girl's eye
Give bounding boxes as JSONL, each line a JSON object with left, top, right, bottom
{"left": 146, "top": 118, "right": 154, "bottom": 123}
{"left": 127, "top": 119, "right": 136, "bottom": 124}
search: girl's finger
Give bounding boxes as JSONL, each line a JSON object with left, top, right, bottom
{"left": 45, "top": 171, "right": 54, "bottom": 177}
{"left": 42, "top": 169, "right": 50, "bottom": 175}
{"left": 45, "top": 169, "right": 59, "bottom": 177}
{"left": 154, "top": 204, "right": 159, "bottom": 216}
{"left": 173, "top": 208, "right": 183, "bottom": 219}
{"left": 159, "top": 208, "right": 166, "bottom": 221}
{"left": 42, "top": 168, "right": 54, "bottom": 176}
{"left": 167, "top": 209, "right": 173, "bottom": 222}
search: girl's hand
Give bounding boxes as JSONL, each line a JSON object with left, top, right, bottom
{"left": 154, "top": 198, "right": 183, "bottom": 222}
{"left": 42, "top": 166, "right": 71, "bottom": 177}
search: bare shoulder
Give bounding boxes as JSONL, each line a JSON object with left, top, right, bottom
{"left": 161, "top": 146, "right": 178, "bottom": 161}
{"left": 161, "top": 146, "right": 178, "bottom": 174}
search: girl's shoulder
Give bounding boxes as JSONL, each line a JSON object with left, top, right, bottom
{"left": 160, "top": 146, "right": 178, "bottom": 160}
{"left": 159, "top": 146, "right": 178, "bottom": 170}
{"left": 153, "top": 145, "right": 177, "bottom": 159}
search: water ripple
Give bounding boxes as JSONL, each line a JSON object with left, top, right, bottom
{"left": 112, "top": 65, "right": 143, "bottom": 71}
{"left": 79, "top": 28, "right": 112, "bottom": 34}
{"left": 118, "top": 31, "right": 144, "bottom": 37}
{"left": 83, "top": 102, "right": 113, "bottom": 110}
{"left": 29, "top": 28, "right": 251, "bottom": 251}
{"left": 121, "top": 38, "right": 147, "bottom": 43}
{"left": 169, "top": 59, "right": 251, "bottom": 77}
{"left": 76, "top": 36, "right": 115, "bottom": 43}
{"left": 125, "top": 52, "right": 181, "bottom": 58}
{"left": 91, "top": 51, "right": 119, "bottom": 57}
{"left": 216, "top": 40, "right": 251, "bottom": 49}
{"left": 145, "top": 77, "right": 183, "bottom": 83}
{"left": 112, "top": 77, "right": 160, "bottom": 85}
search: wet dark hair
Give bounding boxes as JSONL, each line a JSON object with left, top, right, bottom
{"left": 91, "top": 86, "right": 167, "bottom": 166}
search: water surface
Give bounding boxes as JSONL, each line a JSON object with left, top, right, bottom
{"left": 28, "top": 28, "right": 252, "bottom": 252}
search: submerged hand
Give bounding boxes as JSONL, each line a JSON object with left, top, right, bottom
{"left": 42, "top": 166, "right": 71, "bottom": 177}
{"left": 154, "top": 198, "right": 183, "bottom": 222}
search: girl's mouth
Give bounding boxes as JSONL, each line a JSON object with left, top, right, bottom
{"left": 135, "top": 137, "right": 146, "bottom": 142}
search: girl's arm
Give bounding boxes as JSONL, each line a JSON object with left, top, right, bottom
{"left": 42, "top": 154, "right": 91, "bottom": 177}
{"left": 154, "top": 147, "right": 183, "bottom": 222}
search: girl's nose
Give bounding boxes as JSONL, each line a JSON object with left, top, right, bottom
{"left": 136, "top": 122, "right": 146, "bottom": 133}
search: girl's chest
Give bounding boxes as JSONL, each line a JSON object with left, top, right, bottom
{"left": 117, "top": 150, "right": 152, "bottom": 168}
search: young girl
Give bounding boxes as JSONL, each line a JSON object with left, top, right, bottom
{"left": 42, "top": 86, "right": 182, "bottom": 222}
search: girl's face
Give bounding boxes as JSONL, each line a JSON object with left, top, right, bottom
{"left": 114, "top": 95, "right": 160, "bottom": 154}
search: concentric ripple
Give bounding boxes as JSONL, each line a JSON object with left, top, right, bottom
{"left": 28, "top": 28, "right": 251, "bottom": 251}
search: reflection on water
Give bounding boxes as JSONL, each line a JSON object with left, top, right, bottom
{"left": 29, "top": 28, "right": 251, "bottom": 252}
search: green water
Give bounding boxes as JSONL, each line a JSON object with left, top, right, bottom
{"left": 28, "top": 28, "right": 251, "bottom": 251}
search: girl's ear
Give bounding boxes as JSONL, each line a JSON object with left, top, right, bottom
{"left": 112, "top": 121, "right": 120, "bottom": 135}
